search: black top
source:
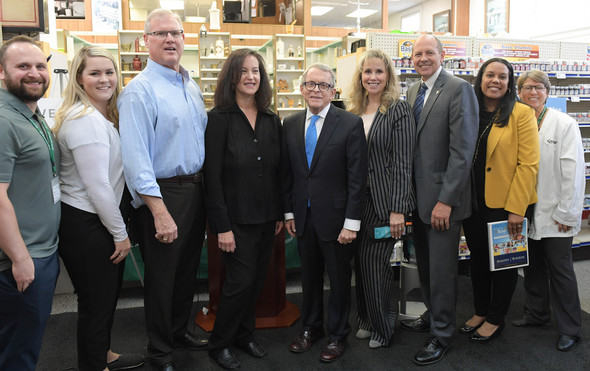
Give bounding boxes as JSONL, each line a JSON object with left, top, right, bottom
{"left": 204, "top": 103, "right": 282, "bottom": 233}
{"left": 473, "top": 110, "right": 495, "bottom": 209}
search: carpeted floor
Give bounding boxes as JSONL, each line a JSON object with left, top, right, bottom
{"left": 39, "top": 274, "right": 590, "bottom": 371}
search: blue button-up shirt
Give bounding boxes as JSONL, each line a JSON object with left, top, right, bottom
{"left": 117, "top": 59, "right": 207, "bottom": 207}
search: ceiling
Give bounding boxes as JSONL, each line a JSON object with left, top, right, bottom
{"left": 129, "top": 0, "right": 425, "bottom": 29}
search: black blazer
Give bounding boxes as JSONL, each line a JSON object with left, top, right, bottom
{"left": 204, "top": 104, "right": 282, "bottom": 233}
{"left": 282, "top": 104, "right": 367, "bottom": 241}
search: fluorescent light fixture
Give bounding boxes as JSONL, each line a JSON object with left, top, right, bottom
{"left": 311, "top": 6, "right": 334, "bottom": 16}
{"left": 186, "top": 16, "right": 207, "bottom": 22}
{"left": 346, "top": 9, "right": 378, "bottom": 18}
{"left": 159, "top": 0, "right": 185, "bottom": 10}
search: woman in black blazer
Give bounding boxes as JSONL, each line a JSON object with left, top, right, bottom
{"left": 205, "top": 49, "right": 283, "bottom": 370}
{"left": 346, "top": 49, "right": 416, "bottom": 348}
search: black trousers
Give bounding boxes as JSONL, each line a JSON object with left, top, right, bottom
{"left": 523, "top": 237, "right": 582, "bottom": 338}
{"left": 298, "top": 209, "right": 355, "bottom": 341}
{"left": 208, "top": 221, "right": 276, "bottom": 352}
{"left": 58, "top": 203, "right": 125, "bottom": 371}
{"left": 463, "top": 207, "right": 517, "bottom": 326}
{"left": 135, "top": 180, "right": 206, "bottom": 365}
{"left": 413, "top": 216, "right": 461, "bottom": 347}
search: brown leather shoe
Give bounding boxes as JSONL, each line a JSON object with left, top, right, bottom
{"left": 319, "top": 341, "right": 344, "bottom": 363}
{"left": 289, "top": 329, "right": 325, "bottom": 353}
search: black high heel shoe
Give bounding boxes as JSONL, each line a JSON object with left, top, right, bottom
{"left": 470, "top": 324, "right": 504, "bottom": 343}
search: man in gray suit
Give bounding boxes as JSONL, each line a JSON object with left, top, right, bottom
{"left": 400, "top": 35, "right": 478, "bottom": 365}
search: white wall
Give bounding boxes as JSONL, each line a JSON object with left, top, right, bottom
{"left": 389, "top": 0, "right": 452, "bottom": 33}
{"left": 471, "top": 0, "right": 590, "bottom": 42}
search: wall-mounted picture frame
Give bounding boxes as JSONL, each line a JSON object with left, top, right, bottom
{"left": 485, "top": 0, "right": 509, "bottom": 34}
{"left": 433, "top": 9, "right": 450, "bottom": 33}
{"left": 55, "top": 0, "right": 85, "bottom": 19}
{"left": 0, "top": 0, "right": 49, "bottom": 33}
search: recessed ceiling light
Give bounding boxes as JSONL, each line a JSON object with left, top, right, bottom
{"left": 346, "top": 9, "right": 378, "bottom": 18}
{"left": 311, "top": 6, "right": 334, "bottom": 16}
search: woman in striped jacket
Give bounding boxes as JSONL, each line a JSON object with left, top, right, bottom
{"left": 346, "top": 49, "right": 416, "bottom": 348}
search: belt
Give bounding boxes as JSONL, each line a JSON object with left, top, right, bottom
{"left": 158, "top": 172, "right": 203, "bottom": 183}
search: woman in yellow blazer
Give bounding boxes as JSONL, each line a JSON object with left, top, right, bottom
{"left": 458, "top": 58, "right": 539, "bottom": 343}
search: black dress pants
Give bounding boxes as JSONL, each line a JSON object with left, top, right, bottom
{"left": 524, "top": 237, "right": 582, "bottom": 338}
{"left": 136, "top": 180, "right": 206, "bottom": 365}
{"left": 298, "top": 209, "right": 355, "bottom": 341}
{"left": 59, "top": 203, "right": 125, "bottom": 371}
{"left": 463, "top": 207, "right": 517, "bottom": 326}
{"left": 208, "top": 221, "right": 276, "bottom": 353}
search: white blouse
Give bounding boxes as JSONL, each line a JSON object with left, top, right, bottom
{"left": 58, "top": 104, "right": 127, "bottom": 241}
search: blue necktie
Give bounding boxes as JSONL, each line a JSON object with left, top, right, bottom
{"left": 306, "top": 115, "right": 320, "bottom": 167}
{"left": 413, "top": 83, "right": 428, "bottom": 124}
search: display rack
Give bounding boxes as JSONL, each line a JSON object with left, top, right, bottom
{"left": 117, "top": 30, "right": 149, "bottom": 87}
{"left": 273, "top": 34, "right": 305, "bottom": 120}
{"left": 198, "top": 32, "right": 231, "bottom": 109}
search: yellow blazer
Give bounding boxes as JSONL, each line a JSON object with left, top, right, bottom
{"left": 484, "top": 102, "right": 539, "bottom": 216}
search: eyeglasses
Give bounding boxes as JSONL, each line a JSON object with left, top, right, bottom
{"left": 145, "top": 30, "right": 184, "bottom": 39}
{"left": 521, "top": 85, "right": 546, "bottom": 93}
{"left": 303, "top": 81, "right": 333, "bottom": 92}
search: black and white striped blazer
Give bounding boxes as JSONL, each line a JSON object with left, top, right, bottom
{"left": 366, "top": 100, "right": 416, "bottom": 221}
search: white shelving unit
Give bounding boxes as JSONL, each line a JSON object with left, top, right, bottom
{"left": 198, "top": 32, "right": 230, "bottom": 109}
{"left": 274, "top": 34, "right": 305, "bottom": 120}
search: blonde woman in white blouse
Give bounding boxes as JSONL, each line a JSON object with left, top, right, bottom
{"left": 54, "top": 46, "right": 143, "bottom": 371}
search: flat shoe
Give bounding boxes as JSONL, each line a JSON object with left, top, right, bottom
{"left": 512, "top": 316, "right": 549, "bottom": 327}
{"left": 107, "top": 353, "right": 144, "bottom": 370}
{"left": 355, "top": 329, "right": 371, "bottom": 339}
{"left": 368, "top": 339, "right": 384, "bottom": 349}
{"left": 470, "top": 325, "right": 504, "bottom": 343}
{"left": 458, "top": 321, "right": 483, "bottom": 334}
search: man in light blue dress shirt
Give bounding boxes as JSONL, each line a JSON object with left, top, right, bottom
{"left": 117, "top": 9, "right": 208, "bottom": 371}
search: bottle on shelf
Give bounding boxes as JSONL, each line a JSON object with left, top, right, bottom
{"left": 132, "top": 56, "right": 142, "bottom": 71}
{"left": 276, "top": 37, "right": 285, "bottom": 59}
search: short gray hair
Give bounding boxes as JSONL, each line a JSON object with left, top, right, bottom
{"left": 301, "top": 62, "right": 336, "bottom": 87}
{"left": 517, "top": 70, "right": 550, "bottom": 92}
{"left": 144, "top": 9, "right": 183, "bottom": 34}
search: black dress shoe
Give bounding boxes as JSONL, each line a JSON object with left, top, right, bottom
{"left": 458, "top": 321, "right": 483, "bottom": 334}
{"left": 289, "top": 329, "right": 325, "bottom": 353}
{"left": 557, "top": 335, "right": 579, "bottom": 352}
{"left": 413, "top": 337, "right": 449, "bottom": 365}
{"left": 174, "top": 331, "right": 208, "bottom": 350}
{"left": 210, "top": 348, "right": 240, "bottom": 370}
{"left": 512, "top": 316, "right": 549, "bottom": 327}
{"left": 319, "top": 341, "right": 344, "bottom": 363}
{"left": 235, "top": 339, "right": 267, "bottom": 358}
{"left": 107, "top": 353, "right": 145, "bottom": 370}
{"left": 400, "top": 315, "right": 430, "bottom": 332}
{"left": 470, "top": 324, "right": 504, "bottom": 343}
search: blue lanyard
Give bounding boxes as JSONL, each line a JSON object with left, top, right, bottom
{"left": 27, "top": 116, "right": 57, "bottom": 177}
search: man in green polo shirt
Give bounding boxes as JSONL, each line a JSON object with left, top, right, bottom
{"left": 0, "top": 35, "right": 61, "bottom": 371}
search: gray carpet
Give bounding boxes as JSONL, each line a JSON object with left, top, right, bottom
{"left": 38, "top": 274, "right": 590, "bottom": 370}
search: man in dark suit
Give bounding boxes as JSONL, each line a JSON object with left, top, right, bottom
{"left": 283, "top": 63, "right": 367, "bottom": 363}
{"left": 400, "top": 35, "right": 478, "bottom": 365}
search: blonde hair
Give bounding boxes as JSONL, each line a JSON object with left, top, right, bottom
{"left": 345, "top": 49, "right": 400, "bottom": 116}
{"left": 54, "top": 46, "right": 121, "bottom": 134}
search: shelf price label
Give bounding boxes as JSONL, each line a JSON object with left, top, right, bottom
{"left": 557, "top": 72, "right": 566, "bottom": 79}
{"left": 571, "top": 96, "right": 581, "bottom": 102}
